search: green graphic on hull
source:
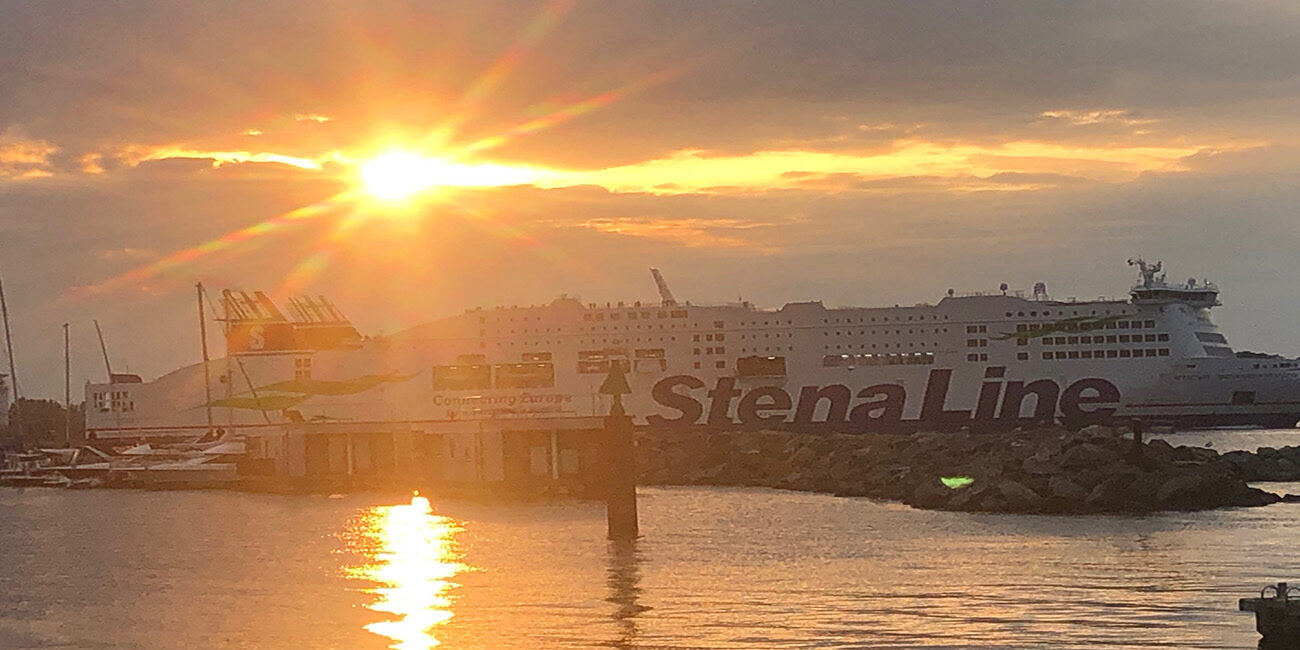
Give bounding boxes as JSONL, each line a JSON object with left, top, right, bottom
{"left": 992, "top": 314, "right": 1126, "bottom": 342}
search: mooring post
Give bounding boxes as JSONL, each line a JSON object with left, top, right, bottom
{"left": 600, "top": 364, "right": 638, "bottom": 541}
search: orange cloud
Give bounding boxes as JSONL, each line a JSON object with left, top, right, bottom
{"left": 120, "top": 145, "right": 331, "bottom": 170}
{"left": 1038, "top": 109, "right": 1158, "bottom": 127}
{"left": 539, "top": 138, "right": 1255, "bottom": 195}
{"left": 0, "top": 129, "right": 58, "bottom": 180}
{"left": 573, "top": 216, "right": 787, "bottom": 251}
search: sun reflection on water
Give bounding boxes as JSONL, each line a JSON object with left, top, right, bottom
{"left": 345, "top": 494, "right": 469, "bottom": 649}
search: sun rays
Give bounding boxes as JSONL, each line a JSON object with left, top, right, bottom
{"left": 78, "top": 0, "right": 682, "bottom": 301}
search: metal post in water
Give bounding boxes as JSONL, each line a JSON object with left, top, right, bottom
{"left": 600, "top": 364, "right": 638, "bottom": 541}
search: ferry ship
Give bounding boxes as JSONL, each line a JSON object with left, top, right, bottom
{"left": 85, "top": 260, "right": 1300, "bottom": 441}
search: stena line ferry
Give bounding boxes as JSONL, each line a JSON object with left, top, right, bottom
{"left": 85, "top": 260, "right": 1300, "bottom": 442}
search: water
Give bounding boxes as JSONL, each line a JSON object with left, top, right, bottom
{"left": 3, "top": 431, "right": 1300, "bottom": 649}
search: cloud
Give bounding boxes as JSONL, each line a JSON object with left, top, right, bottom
{"left": 1038, "top": 109, "right": 1158, "bottom": 127}
{"left": 540, "top": 138, "right": 1231, "bottom": 195}
{"left": 0, "top": 128, "right": 58, "bottom": 180}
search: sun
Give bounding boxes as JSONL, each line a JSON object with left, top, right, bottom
{"left": 359, "top": 151, "right": 443, "bottom": 201}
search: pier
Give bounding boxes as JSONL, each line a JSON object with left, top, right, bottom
{"left": 1240, "top": 582, "right": 1300, "bottom": 647}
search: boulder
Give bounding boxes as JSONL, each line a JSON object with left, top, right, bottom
{"left": 1048, "top": 475, "right": 1088, "bottom": 501}
{"left": 997, "top": 480, "right": 1046, "bottom": 512}
{"left": 1060, "top": 443, "right": 1119, "bottom": 470}
{"left": 1021, "top": 453, "right": 1062, "bottom": 476}
{"left": 1156, "top": 474, "right": 1205, "bottom": 508}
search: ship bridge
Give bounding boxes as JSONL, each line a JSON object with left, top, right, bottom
{"left": 1128, "top": 259, "right": 1220, "bottom": 308}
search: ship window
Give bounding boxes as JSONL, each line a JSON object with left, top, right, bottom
{"left": 1068, "top": 351, "right": 1079, "bottom": 359}
{"left": 495, "top": 362, "right": 555, "bottom": 389}
{"left": 1158, "top": 333, "right": 1169, "bottom": 342}
{"left": 1232, "top": 391, "right": 1256, "bottom": 405}
{"left": 1055, "top": 352, "right": 1067, "bottom": 359}
{"left": 1145, "top": 349, "right": 1157, "bottom": 357}
{"left": 1119, "top": 335, "right": 1130, "bottom": 343}
{"left": 1107, "top": 335, "right": 1117, "bottom": 343}
{"left": 716, "top": 333, "right": 725, "bottom": 342}
{"left": 693, "top": 348, "right": 700, "bottom": 355}
{"left": 967, "top": 325, "right": 979, "bottom": 334}
{"left": 610, "top": 313, "right": 620, "bottom": 321}
{"left": 1119, "top": 349, "right": 1131, "bottom": 358}
{"left": 1119, "top": 321, "right": 1129, "bottom": 329}
{"left": 980, "top": 353, "right": 988, "bottom": 361}
{"left": 1158, "top": 348, "right": 1170, "bottom": 356}
{"left": 966, "top": 339, "right": 978, "bottom": 347}
{"left": 1107, "top": 350, "right": 1118, "bottom": 358}
{"left": 693, "top": 362, "right": 700, "bottom": 370}
{"left": 1017, "top": 338, "right": 1027, "bottom": 346}
{"left": 715, "top": 360, "right": 726, "bottom": 369}
{"left": 1195, "top": 332, "right": 1228, "bottom": 344}
{"left": 1081, "top": 351, "right": 1092, "bottom": 359}
{"left": 1017, "top": 352, "right": 1029, "bottom": 361}
{"left": 714, "top": 320, "right": 725, "bottom": 328}
{"left": 1145, "top": 320, "right": 1156, "bottom": 328}
{"left": 739, "top": 356, "right": 787, "bottom": 376}
{"left": 433, "top": 364, "right": 492, "bottom": 390}
{"left": 1042, "top": 352, "right": 1052, "bottom": 360}
{"left": 521, "top": 351, "right": 552, "bottom": 362}
{"left": 1080, "top": 336, "right": 1091, "bottom": 344}
{"left": 1053, "top": 337, "right": 1065, "bottom": 344}
{"left": 1067, "top": 336, "right": 1079, "bottom": 344}
{"left": 967, "top": 353, "right": 980, "bottom": 362}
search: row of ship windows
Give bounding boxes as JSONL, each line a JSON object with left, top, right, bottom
{"left": 828, "top": 328, "right": 948, "bottom": 336}
{"left": 825, "top": 315, "right": 945, "bottom": 323}
{"left": 580, "top": 310, "right": 690, "bottom": 322}
{"left": 1014, "top": 319, "right": 1155, "bottom": 333}
{"left": 1042, "top": 334, "right": 1169, "bottom": 345}
{"left": 92, "top": 391, "right": 135, "bottom": 413}
{"left": 823, "top": 352, "right": 937, "bottom": 367}
{"left": 1003, "top": 309, "right": 1130, "bottom": 318}
{"left": 825, "top": 343, "right": 938, "bottom": 350}
{"left": 1042, "top": 349, "right": 1170, "bottom": 360}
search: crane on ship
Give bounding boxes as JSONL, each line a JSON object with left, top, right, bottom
{"left": 650, "top": 268, "right": 677, "bottom": 307}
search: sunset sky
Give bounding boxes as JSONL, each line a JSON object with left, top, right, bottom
{"left": 3, "top": 0, "right": 1300, "bottom": 398}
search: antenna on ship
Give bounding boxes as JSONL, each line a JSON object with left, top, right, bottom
{"left": 650, "top": 268, "right": 677, "bottom": 307}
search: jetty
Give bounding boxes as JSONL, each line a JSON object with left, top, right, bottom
{"left": 1240, "top": 582, "right": 1300, "bottom": 647}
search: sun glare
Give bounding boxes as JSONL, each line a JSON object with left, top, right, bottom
{"left": 358, "top": 150, "right": 548, "bottom": 202}
{"left": 360, "top": 152, "right": 442, "bottom": 201}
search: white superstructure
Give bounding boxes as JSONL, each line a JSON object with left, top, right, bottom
{"left": 85, "top": 261, "right": 1300, "bottom": 441}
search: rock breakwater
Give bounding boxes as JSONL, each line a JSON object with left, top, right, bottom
{"left": 636, "top": 427, "right": 1285, "bottom": 513}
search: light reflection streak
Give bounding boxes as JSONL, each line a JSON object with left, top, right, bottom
{"left": 345, "top": 495, "right": 469, "bottom": 650}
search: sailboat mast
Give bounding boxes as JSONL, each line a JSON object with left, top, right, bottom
{"left": 64, "top": 322, "right": 70, "bottom": 446}
{"left": 197, "top": 283, "right": 214, "bottom": 438}
{"left": 0, "top": 275, "right": 21, "bottom": 440}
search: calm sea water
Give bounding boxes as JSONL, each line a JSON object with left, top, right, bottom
{"left": 2, "top": 430, "right": 1300, "bottom": 649}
